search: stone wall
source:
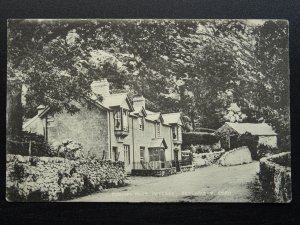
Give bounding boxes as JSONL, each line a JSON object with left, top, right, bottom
{"left": 218, "top": 146, "right": 252, "bottom": 166}
{"left": 193, "top": 150, "right": 225, "bottom": 168}
{"left": 6, "top": 154, "right": 126, "bottom": 202}
{"left": 259, "top": 152, "right": 291, "bottom": 203}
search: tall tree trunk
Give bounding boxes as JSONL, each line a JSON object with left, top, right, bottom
{"left": 7, "top": 82, "right": 23, "bottom": 140}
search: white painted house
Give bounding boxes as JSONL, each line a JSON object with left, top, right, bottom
{"left": 217, "top": 122, "right": 278, "bottom": 149}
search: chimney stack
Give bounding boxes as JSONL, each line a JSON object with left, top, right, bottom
{"left": 133, "top": 95, "right": 146, "bottom": 110}
{"left": 91, "top": 79, "right": 110, "bottom": 98}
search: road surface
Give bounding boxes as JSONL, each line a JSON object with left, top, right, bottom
{"left": 70, "top": 161, "right": 260, "bottom": 202}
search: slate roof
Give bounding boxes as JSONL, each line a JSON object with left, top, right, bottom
{"left": 102, "top": 93, "right": 128, "bottom": 108}
{"left": 225, "top": 122, "right": 277, "bottom": 136}
{"left": 162, "top": 113, "right": 182, "bottom": 125}
{"left": 148, "top": 138, "right": 168, "bottom": 149}
{"left": 146, "top": 112, "right": 161, "bottom": 122}
{"left": 22, "top": 106, "right": 50, "bottom": 129}
{"left": 90, "top": 93, "right": 133, "bottom": 110}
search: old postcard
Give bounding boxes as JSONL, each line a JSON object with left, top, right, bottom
{"left": 6, "top": 19, "right": 290, "bottom": 202}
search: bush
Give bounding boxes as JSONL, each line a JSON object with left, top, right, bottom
{"left": 195, "top": 145, "right": 210, "bottom": 154}
{"left": 55, "top": 139, "right": 85, "bottom": 160}
{"left": 6, "top": 154, "right": 126, "bottom": 201}
{"left": 257, "top": 144, "right": 280, "bottom": 159}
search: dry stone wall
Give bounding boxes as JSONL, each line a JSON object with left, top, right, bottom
{"left": 259, "top": 152, "right": 291, "bottom": 203}
{"left": 6, "top": 154, "right": 126, "bottom": 201}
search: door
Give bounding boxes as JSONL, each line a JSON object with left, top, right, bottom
{"left": 124, "top": 145, "right": 130, "bottom": 165}
{"left": 112, "top": 147, "right": 118, "bottom": 161}
{"left": 174, "top": 150, "right": 180, "bottom": 172}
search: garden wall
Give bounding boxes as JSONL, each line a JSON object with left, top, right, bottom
{"left": 218, "top": 146, "right": 252, "bottom": 166}
{"left": 259, "top": 152, "right": 291, "bottom": 203}
{"left": 6, "top": 154, "right": 126, "bottom": 201}
{"left": 193, "top": 150, "right": 225, "bottom": 168}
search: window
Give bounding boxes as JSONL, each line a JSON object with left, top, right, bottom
{"left": 47, "top": 114, "right": 55, "bottom": 128}
{"left": 172, "top": 126, "right": 178, "bottom": 140}
{"left": 114, "top": 110, "right": 122, "bottom": 130}
{"left": 140, "top": 147, "right": 145, "bottom": 161}
{"left": 148, "top": 148, "right": 165, "bottom": 162}
{"left": 138, "top": 117, "right": 144, "bottom": 131}
{"left": 178, "top": 126, "right": 182, "bottom": 140}
{"left": 123, "top": 110, "right": 129, "bottom": 131}
{"left": 156, "top": 122, "right": 160, "bottom": 137}
{"left": 114, "top": 108, "right": 129, "bottom": 132}
{"left": 124, "top": 145, "right": 130, "bottom": 165}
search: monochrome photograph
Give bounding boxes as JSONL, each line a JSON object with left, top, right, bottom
{"left": 6, "top": 19, "right": 290, "bottom": 202}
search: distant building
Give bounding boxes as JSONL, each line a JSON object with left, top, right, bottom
{"left": 216, "top": 122, "right": 277, "bottom": 149}
{"left": 23, "top": 79, "right": 183, "bottom": 173}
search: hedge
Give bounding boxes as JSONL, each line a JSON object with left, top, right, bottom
{"left": 6, "top": 154, "right": 126, "bottom": 202}
{"left": 182, "top": 132, "right": 219, "bottom": 147}
{"left": 7, "top": 131, "right": 52, "bottom": 157}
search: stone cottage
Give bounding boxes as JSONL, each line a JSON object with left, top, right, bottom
{"left": 216, "top": 122, "right": 277, "bottom": 150}
{"left": 23, "top": 79, "right": 183, "bottom": 173}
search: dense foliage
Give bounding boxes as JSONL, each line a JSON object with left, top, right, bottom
{"left": 6, "top": 154, "right": 126, "bottom": 201}
{"left": 7, "top": 19, "right": 289, "bottom": 151}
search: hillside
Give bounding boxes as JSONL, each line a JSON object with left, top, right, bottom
{"left": 7, "top": 19, "right": 290, "bottom": 150}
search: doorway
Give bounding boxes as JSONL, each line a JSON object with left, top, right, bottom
{"left": 174, "top": 149, "right": 180, "bottom": 172}
{"left": 112, "top": 147, "right": 118, "bottom": 161}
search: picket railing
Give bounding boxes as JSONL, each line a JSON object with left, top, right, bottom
{"left": 133, "top": 161, "right": 173, "bottom": 170}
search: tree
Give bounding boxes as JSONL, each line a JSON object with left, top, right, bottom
{"left": 7, "top": 19, "right": 289, "bottom": 152}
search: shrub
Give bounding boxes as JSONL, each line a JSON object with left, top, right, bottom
{"left": 55, "top": 139, "right": 85, "bottom": 160}
{"left": 6, "top": 154, "right": 126, "bottom": 201}
{"left": 257, "top": 144, "right": 280, "bottom": 159}
{"left": 195, "top": 145, "right": 210, "bottom": 154}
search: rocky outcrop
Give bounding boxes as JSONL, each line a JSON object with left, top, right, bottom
{"left": 6, "top": 154, "right": 126, "bottom": 201}
{"left": 259, "top": 152, "right": 291, "bottom": 203}
{"left": 218, "top": 146, "right": 252, "bottom": 166}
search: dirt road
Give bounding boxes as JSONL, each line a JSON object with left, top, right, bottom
{"left": 70, "top": 161, "right": 260, "bottom": 202}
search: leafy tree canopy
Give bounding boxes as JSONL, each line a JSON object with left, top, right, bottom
{"left": 7, "top": 19, "right": 289, "bottom": 150}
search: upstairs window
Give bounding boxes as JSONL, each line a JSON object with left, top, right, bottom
{"left": 178, "top": 126, "right": 182, "bottom": 140}
{"left": 156, "top": 122, "right": 160, "bottom": 137}
{"left": 114, "top": 110, "right": 122, "bottom": 130}
{"left": 47, "top": 114, "right": 55, "bottom": 128}
{"left": 114, "top": 108, "right": 129, "bottom": 131}
{"left": 172, "top": 126, "right": 178, "bottom": 140}
{"left": 123, "top": 110, "right": 129, "bottom": 131}
{"left": 138, "top": 117, "right": 144, "bottom": 131}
